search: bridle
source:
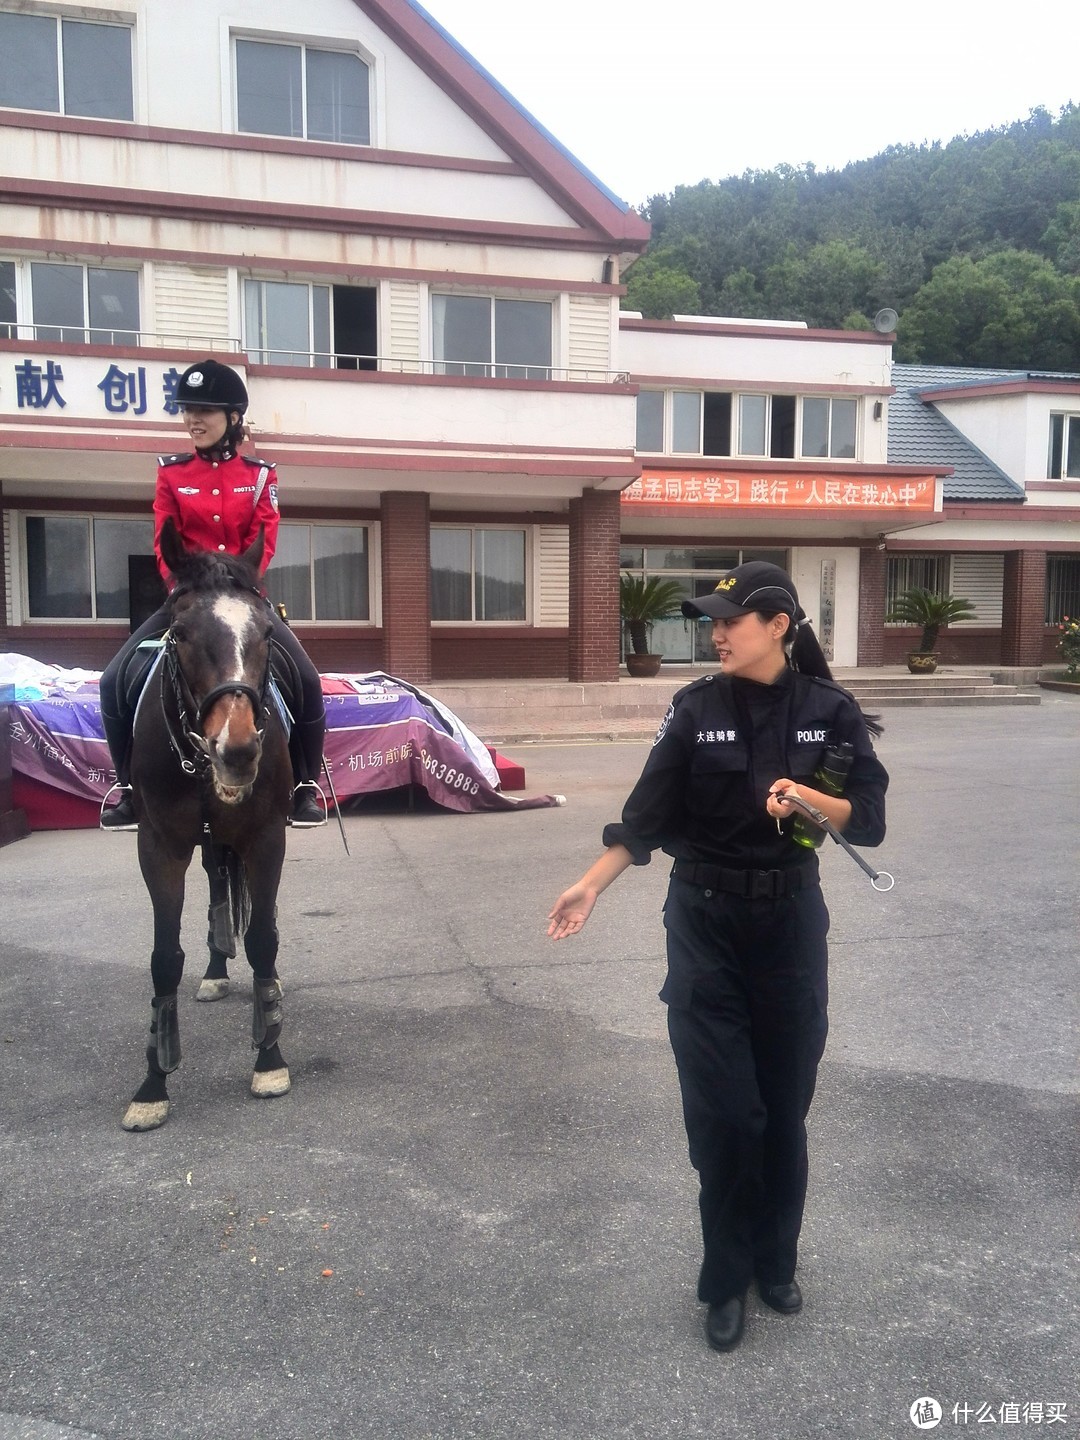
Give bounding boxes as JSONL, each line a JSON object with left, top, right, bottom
{"left": 160, "top": 608, "right": 271, "bottom": 778}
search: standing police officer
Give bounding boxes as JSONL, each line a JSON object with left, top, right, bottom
{"left": 548, "top": 561, "right": 888, "bottom": 1352}
{"left": 99, "top": 359, "right": 326, "bottom": 829}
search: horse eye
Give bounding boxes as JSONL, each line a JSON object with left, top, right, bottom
{"left": 171, "top": 625, "right": 188, "bottom": 644}
{"left": 262, "top": 624, "right": 274, "bottom": 643}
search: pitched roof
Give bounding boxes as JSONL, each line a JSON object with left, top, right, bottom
{"left": 889, "top": 363, "right": 1026, "bottom": 503}
{"left": 353, "top": 0, "right": 651, "bottom": 250}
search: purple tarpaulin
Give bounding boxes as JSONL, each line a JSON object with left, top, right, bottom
{"left": 8, "top": 676, "right": 562, "bottom": 815}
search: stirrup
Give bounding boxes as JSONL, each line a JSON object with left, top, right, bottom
{"left": 289, "top": 781, "right": 327, "bottom": 828}
{"left": 100, "top": 783, "right": 138, "bottom": 832}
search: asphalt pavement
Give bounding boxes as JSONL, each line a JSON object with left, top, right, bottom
{"left": 1, "top": 698, "right": 1077, "bottom": 1439}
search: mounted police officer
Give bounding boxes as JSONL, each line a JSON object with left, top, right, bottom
{"left": 548, "top": 561, "right": 889, "bottom": 1353}
{"left": 99, "top": 359, "right": 326, "bottom": 829}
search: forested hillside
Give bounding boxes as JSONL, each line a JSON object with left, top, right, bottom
{"left": 624, "top": 106, "right": 1080, "bottom": 369}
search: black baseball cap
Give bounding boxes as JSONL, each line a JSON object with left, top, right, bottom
{"left": 681, "top": 561, "right": 802, "bottom": 621}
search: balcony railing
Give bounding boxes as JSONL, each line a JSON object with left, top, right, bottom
{"left": 0, "top": 326, "right": 630, "bottom": 383}
{"left": 0, "top": 324, "right": 241, "bottom": 351}
{"left": 245, "top": 349, "right": 630, "bottom": 383}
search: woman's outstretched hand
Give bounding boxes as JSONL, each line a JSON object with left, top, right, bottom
{"left": 547, "top": 883, "right": 598, "bottom": 940}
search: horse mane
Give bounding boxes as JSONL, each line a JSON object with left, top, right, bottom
{"left": 167, "top": 547, "right": 262, "bottom": 603}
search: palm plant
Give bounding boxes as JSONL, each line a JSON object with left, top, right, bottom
{"left": 619, "top": 573, "right": 685, "bottom": 655}
{"left": 884, "top": 587, "right": 977, "bottom": 652}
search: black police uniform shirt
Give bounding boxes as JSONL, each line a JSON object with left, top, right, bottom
{"left": 602, "top": 668, "right": 888, "bottom": 872}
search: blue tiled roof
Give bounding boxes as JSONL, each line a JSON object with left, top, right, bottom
{"left": 889, "top": 363, "right": 1026, "bottom": 503}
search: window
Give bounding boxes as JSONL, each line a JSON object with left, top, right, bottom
{"left": 243, "top": 279, "right": 376, "bottom": 368}
{"left": 1047, "top": 413, "right": 1080, "bottom": 479}
{"left": 29, "top": 262, "right": 140, "bottom": 344}
{"left": 263, "top": 524, "right": 370, "bottom": 621}
{"left": 431, "top": 527, "right": 527, "bottom": 622}
{"left": 636, "top": 391, "right": 663, "bottom": 451}
{"left": 619, "top": 546, "right": 788, "bottom": 663}
{"left": 802, "top": 397, "right": 857, "bottom": 459}
{"left": 885, "top": 555, "right": 950, "bottom": 618}
{"left": 432, "top": 296, "right": 552, "bottom": 379}
{"left": 739, "top": 394, "right": 796, "bottom": 458}
{"left": 635, "top": 390, "right": 856, "bottom": 458}
{"left": 0, "top": 260, "right": 14, "bottom": 339}
{"left": 235, "top": 38, "right": 370, "bottom": 145}
{"left": 634, "top": 391, "right": 731, "bottom": 454}
{"left": 1046, "top": 555, "right": 1080, "bottom": 624}
{"left": 24, "top": 516, "right": 153, "bottom": 620}
{"left": 0, "top": 12, "right": 133, "bottom": 120}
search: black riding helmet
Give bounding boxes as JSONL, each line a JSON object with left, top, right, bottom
{"left": 175, "top": 359, "right": 248, "bottom": 413}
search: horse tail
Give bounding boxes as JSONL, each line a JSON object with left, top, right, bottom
{"left": 226, "top": 847, "right": 251, "bottom": 943}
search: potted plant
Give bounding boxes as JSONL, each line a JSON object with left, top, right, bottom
{"left": 885, "top": 586, "right": 977, "bottom": 674}
{"left": 619, "top": 573, "right": 685, "bottom": 677}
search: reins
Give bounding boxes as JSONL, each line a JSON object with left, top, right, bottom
{"left": 160, "top": 613, "right": 272, "bottom": 780}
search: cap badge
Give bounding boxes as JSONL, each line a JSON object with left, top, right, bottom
{"left": 715, "top": 577, "right": 737, "bottom": 592}
{"left": 188, "top": 371, "right": 204, "bottom": 387}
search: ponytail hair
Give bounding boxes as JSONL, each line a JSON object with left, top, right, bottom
{"left": 759, "top": 610, "right": 884, "bottom": 739}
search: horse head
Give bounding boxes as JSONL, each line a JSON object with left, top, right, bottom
{"left": 160, "top": 518, "right": 272, "bottom": 803}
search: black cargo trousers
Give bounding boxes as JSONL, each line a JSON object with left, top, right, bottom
{"left": 661, "top": 874, "right": 830, "bottom": 1305}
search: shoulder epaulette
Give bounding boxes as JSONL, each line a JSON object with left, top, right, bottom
{"left": 240, "top": 454, "right": 276, "bottom": 470}
{"left": 158, "top": 453, "right": 194, "bottom": 467}
{"left": 673, "top": 673, "right": 717, "bottom": 704}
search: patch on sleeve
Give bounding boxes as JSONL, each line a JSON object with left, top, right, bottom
{"left": 653, "top": 701, "right": 675, "bottom": 746}
{"left": 268, "top": 483, "right": 279, "bottom": 511}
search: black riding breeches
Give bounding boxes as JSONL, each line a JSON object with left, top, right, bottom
{"left": 99, "top": 604, "right": 172, "bottom": 784}
{"left": 661, "top": 876, "right": 830, "bottom": 1304}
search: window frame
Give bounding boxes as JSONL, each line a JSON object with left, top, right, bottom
{"left": 232, "top": 33, "right": 372, "bottom": 146}
{"left": 1046, "top": 554, "right": 1080, "bottom": 624}
{"left": 431, "top": 293, "right": 554, "bottom": 381}
{"left": 20, "top": 512, "right": 154, "bottom": 624}
{"left": 637, "top": 389, "right": 859, "bottom": 460}
{"left": 1047, "top": 412, "right": 1080, "bottom": 479}
{"left": 8, "top": 258, "right": 143, "bottom": 346}
{"left": 430, "top": 523, "right": 530, "bottom": 625}
{"left": 262, "top": 520, "right": 375, "bottom": 625}
{"left": 0, "top": 11, "right": 134, "bottom": 121}
{"left": 884, "top": 554, "right": 951, "bottom": 622}
{"left": 242, "top": 276, "right": 378, "bottom": 368}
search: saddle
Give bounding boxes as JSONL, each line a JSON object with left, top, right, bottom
{"left": 117, "top": 629, "right": 301, "bottom": 729}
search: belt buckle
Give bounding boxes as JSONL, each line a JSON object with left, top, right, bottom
{"left": 749, "top": 869, "right": 779, "bottom": 899}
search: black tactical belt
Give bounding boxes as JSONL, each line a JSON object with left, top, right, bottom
{"left": 671, "top": 861, "right": 817, "bottom": 899}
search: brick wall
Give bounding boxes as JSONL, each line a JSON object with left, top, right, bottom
{"left": 432, "top": 630, "right": 569, "bottom": 679}
{"left": 568, "top": 489, "right": 620, "bottom": 683}
{"left": 857, "top": 547, "right": 887, "bottom": 665}
{"left": 881, "top": 628, "right": 1003, "bottom": 665}
{"left": 380, "top": 491, "right": 431, "bottom": 683}
{"left": 1001, "top": 550, "right": 1047, "bottom": 666}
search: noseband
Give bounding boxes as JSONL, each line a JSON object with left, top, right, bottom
{"left": 161, "top": 624, "right": 270, "bottom": 777}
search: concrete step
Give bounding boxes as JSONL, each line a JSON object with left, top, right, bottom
{"left": 427, "top": 667, "right": 1043, "bottom": 744}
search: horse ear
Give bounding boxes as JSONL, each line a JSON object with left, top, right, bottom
{"left": 159, "top": 516, "right": 190, "bottom": 579}
{"left": 243, "top": 526, "right": 265, "bottom": 575}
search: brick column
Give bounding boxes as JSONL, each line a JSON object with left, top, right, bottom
{"left": 857, "top": 546, "right": 887, "bottom": 666}
{"left": 380, "top": 491, "right": 431, "bottom": 683}
{"left": 568, "top": 488, "right": 621, "bottom": 682}
{"left": 1001, "top": 549, "right": 1047, "bottom": 666}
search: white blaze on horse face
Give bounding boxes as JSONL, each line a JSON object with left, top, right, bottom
{"left": 210, "top": 593, "right": 259, "bottom": 752}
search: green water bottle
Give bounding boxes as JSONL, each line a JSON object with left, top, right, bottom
{"left": 792, "top": 742, "right": 854, "bottom": 849}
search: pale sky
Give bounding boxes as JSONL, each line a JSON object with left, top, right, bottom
{"left": 422, "top": 0, "right": 1080, "bottom": 209}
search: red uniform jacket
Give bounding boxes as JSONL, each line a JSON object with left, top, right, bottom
{"left": 153, "top": 450, "right": 279, "bottom": 585}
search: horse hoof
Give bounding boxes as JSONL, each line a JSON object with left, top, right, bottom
{"left": 121, "top": 1099, "right": 170, "bottom": 1131}
{"left": 195, "top": 977, "right": 230, "bottom": 1002}
{"left": 251, "top": 1067, "right": 291, "bottom": 1098}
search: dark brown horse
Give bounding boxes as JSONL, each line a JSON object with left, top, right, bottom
{"left": 122, "top": 518, "right": 292, "bottom": 1130}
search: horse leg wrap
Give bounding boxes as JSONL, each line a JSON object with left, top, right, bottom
{"left": 151, "top": 993, "right": 181, "bottom": 1074}
{"left": 207, "top": 898, "right": 237, "bottom": 958}
{"left": 252, "top": 978, "right": 283, "bottom": 1050}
